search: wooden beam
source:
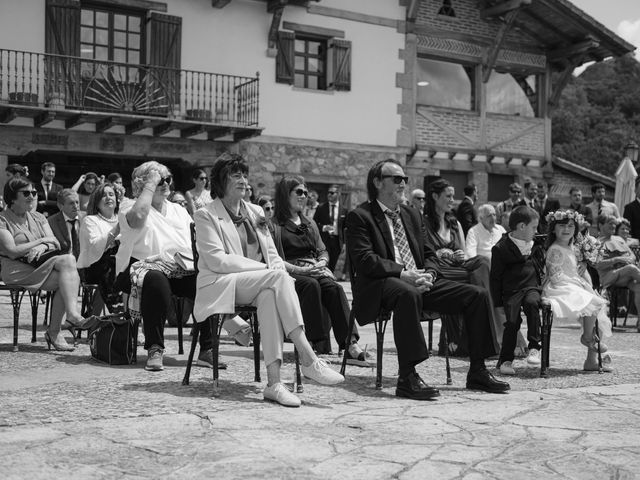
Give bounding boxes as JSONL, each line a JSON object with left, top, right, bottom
{"left": 96, "top": 117, "right": 115, "bottom": 133}
{"left": 547, "top": 37, "right": 599, "bottom": 61}
{"left": 153, "top": 122, "right": 176, "bottom": 137}
{"left": 233, "top": 129, "right": 260, "bottom": 142}
{"left": 34, "top": 111, "right": 55, "bottom": 128}
{"left": 487, "top": 155, "right": 495, "bottom": 164}
{"left": 505, "top": 157, "right": 514, "bottom": 165}
{"left": 483, "top": 9, "right": 519, "bottom": 83}
{"left": 267, "top": 0, "right": 287, "bottom": 13}
{"left": 65, "top": 114, "right": 84, "bottom": 129}
{"left": 98, "top": 0, "right": 167, "bottom": 12}
{"left": 268, "top": 5, "right": 285, "bottom": 50}
{"left": 521, "top": 8, "right": 574, "bottom": 43}
{"left": 448, "top": 151, "right": 456, "bottom": 160}
{"left": 548, "top": 55, "right": 585, "bottom": 107}
{"left": 282, "top": 21, "right": 345, "bottom": 39}
{"left": 125, "top": 119, "right": 147, "bottom": 135}
{"left": 481, "top": 0, "right": 531, "bottom": 19}
{"left": 207, "top": 126, "right": 233, "bottom": 141}
{"left": 181, "top": 125, "right": 206, "bottom": 138}
{"left": 212, "top": 0, "right": 232, "bottom": 7}
{"left": 523, "top": 158, "right": 531, "bottom": 166}
{"left": 407, "top": 0, "right": 419, "bottom": 21}
{"left": 0, "top": 108, "right": 17, "bottom": 124}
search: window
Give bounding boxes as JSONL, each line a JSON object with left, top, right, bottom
{"left": 276, "top": 30, "right": 351, "bottom": 91}
{"left": 488, "top": 174, "right": 515, "bottom": 202}
{"left": 417, "top": 58, "right": 475, "bottom": 110}
{"left": 487, "top": 72, "right": 538, "bottom": 117}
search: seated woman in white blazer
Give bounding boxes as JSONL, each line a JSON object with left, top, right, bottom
{"left": 193, "top": 153, "right": 344, "bottom": 407}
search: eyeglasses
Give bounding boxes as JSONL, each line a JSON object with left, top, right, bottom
{"left": 381, "top": 175, "right": 409, "bottom": 184}
{"left": 263, "top": 206, "right": 272, "bottom": 212}
{"left": 159, "top": 175, "right": 173, "bottom": 186}
{"left": 294, "top": 188, "right": 308, "bottom": 197}
{"left": 18, "top": 190, "right": 38, "bottom": 198}
{"left": 328, "top": 191, "right": 338, "bottom": 195}
{"left": 415, "top": 197, "right": 426, "bottom": 201}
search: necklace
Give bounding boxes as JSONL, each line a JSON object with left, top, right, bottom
{"left": 97, "top": 212, "right": 118, "bottom": 223}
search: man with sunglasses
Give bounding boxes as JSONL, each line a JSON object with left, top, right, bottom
{"left": 313, "top": 184, "right": 347, "bottom": 273}
{"left": 345, "top": 159, "right": 509, "bottom": 400}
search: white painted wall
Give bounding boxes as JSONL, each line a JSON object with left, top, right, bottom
{"left": 0, "top": 0, "right": 45, "bottom": 53}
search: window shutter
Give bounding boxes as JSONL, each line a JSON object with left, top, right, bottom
{"left": 330, "top": 39, "right": 351, "bottom": 91}
{"left": 276, "top": 31, "right": 295, "bottom": 85}
{"left": 45, "top": 0, "right": 80, "bottom": 56}
{"left": 148, "top": 13, "right": 182, "bottom": 112}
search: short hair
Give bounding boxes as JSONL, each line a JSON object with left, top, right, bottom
{"left": 509, "top": 182, "right": 522, "bottom": 193}
{"left": 41, "top": 162, "right": 55, "bottom": 172}
{"left": 616, "top": 218, "right": 631, "bottom": 234}
{"left": 366, "top": 159, "right": 402, "bottom": 201}
{"left": 209, "top": 152, "right": 249, "bottom": 199}
{"left": 131, "top": 161, "right": 171, "bottom": 197}
{"left": 274, "top": 175, "right": 305, "bottom": 225}
{"left": 3, "top": 178, "right": 33, "bottom": 207}
{"left": 411, "top": 189, "right": 425, "bottom": 199}
{"left": 536, "top": 181, "right": 548, "bottom": 189}
{"left": 257, "top": 195, "right": 272, "bottom": 208}
{"left": 56, "top": 188, "right": 79, "bottom": 206}
{"left": 107, "top": 172, "right": 122, "bottom": 183}
{"left": 6, "top": 163, "right": 26, "bottom": 175}
{"left": 591, "top": 183, "right": 605, "bottom": 194}
{"left": 168, "top": 190, "right": 186, "bottom": 205}
{"left": 569, "top": 186, "right": 581, "bottom": 195}
{"left": 86, "top": 183, "right": 119, "bottom": 216}
{"left": 508, "top": 206, "right": 539, "bottom": 231}
{"left": 597, "top": 213, "right": 617, "bottom": 226}
{"left": 477, "top": 204, "right": 495, "bottom": 218}
{"left": 523, "top": 179, "right": 535, "bottom": 190}
{"left": 463, "top": 184, "right": 476, "bottom": 196}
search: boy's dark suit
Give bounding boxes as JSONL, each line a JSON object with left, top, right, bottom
{"left": 313, "top": 201, "right": 347, "bottom": 271}
{"left": 490, "top": 234, "right": 541, "bottom": 364}
{"left": 35, "top": 181, "right": 63, "bottom": 217}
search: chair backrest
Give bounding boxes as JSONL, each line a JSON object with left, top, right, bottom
{"left": 531, "top": 233, "right": 547, "bottom": 284}
{"left": 190, "top": 222, "right": 199, "bottom": 276}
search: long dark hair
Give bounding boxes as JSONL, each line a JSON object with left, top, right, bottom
{"left": 425, "top": 179, "right": 458, "bottom": 232}
{"left": 87, "top": 182, "right": 119, "bottom": 216}
{"left": 545, "top": 212, "right": 580, "bottom": 249}
{"left": 274, "top": 175, "right": 305, "bottom": 225}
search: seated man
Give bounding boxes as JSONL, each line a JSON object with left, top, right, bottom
{"left": 346, "top": 159, "right": 510, "bottom": 400}
{"left": 47, "top": 189, "right": 80, "bottom": 259}
{"left": 465, "top": 204, "right": 506, "bottom": 260}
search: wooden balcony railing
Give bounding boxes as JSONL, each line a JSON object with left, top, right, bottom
{"left": 0, "top": 48, "right": 259, "bottom": 127}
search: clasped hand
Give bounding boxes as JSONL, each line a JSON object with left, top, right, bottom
{"left": 305, "top": 258, "right": 327, "bottom": 274}
{"left": 401, "top": 268, "right": 433, "bottom": 293}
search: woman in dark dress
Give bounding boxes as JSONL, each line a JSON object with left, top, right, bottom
{"left": 271, "top": 175, "right": 370, "bottom": 365}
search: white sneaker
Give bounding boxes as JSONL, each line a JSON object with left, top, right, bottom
{"left": 263, "top": 383, "right": 301, "bottom": 407}
{"left": 527, "top": 348, "right": 541, "bottom": 365}
{"left": 301, "top": 358, "right": 345, "bottom": 385}
{"left": 499, "top": 361, "right": 516, "bottom": 375}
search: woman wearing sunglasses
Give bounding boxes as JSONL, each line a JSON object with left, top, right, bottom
{"left": 185, "top": 168, "right": 212, "bottom": 216}
{"left": 114, "top": 161, "right": 215, "bottom": 372}
{"left": 257, "top": 196, "right": 274, "bottom": 223}
{"left": 271, "top": 176, "right": 371, "bottom": 365}
{"left": 193, "top": 154, "right": 344, "bottom": 407}
{"left": 0, "top": 178, "right": 93, "bottom": 351}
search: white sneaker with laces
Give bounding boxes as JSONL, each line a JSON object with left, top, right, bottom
{"left": 301, "top": 358, "right": 345, "bottom": 385}
{"left": 264, "top": 383, "right": 301, "bottom": 407}
{"left": 527, "top": 348, "right": 541, "bottom": 365}
{"left": 499, "top": 361, "right": 516, "bottom": 375}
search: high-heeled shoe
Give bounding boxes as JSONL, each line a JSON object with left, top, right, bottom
{"left": 580, "top": 335, "right": 608, "bottom": 353}
{"left": 44, "top": 331, "right": 75, "bottom": 352}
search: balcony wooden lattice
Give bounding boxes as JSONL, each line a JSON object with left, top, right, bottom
{"left": 0, "top": 49, "right": 262, "bottom": 142}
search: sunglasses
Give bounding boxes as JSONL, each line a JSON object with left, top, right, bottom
{"left": 328, "top": 191, "right": 338, "bottom": 195}
{"left": 381, "top": 175, "right": 409, "bottom": 184}
{"left": 415, "top": 197, "right": 426, "bottom": 201}
{"left": 294, "top": 188, "right": 308, "bottom": 197}
{"left": 159, "top": 175, "right": 173, "bottom": 186}
{"left": 18, "top": 190, "right": 38, "bottom": 198}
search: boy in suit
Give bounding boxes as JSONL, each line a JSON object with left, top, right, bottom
{"left": 490, "top": 206, "right": 542, "bottom": 375}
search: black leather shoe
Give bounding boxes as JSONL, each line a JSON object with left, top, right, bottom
{"left": 466, "top": 368, "right": 510, "bottom": 393}
{"left": 396, "top": 372, "right": 440, "bottom": 400}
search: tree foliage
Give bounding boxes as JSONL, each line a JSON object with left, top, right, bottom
{"left": 552, "top": 54, "right": 640, "bottom": 176}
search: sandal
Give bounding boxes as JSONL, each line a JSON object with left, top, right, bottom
{"left": 580, "top": 335, "right": 608, "bottom": 353}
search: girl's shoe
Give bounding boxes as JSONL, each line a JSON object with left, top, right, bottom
{"left": 583, "top": 354, "right": 613, "bottom": 373}
{"left": 580, "top": 335, "right": 608, "bottom": 353}
{"left": 44, "top": 331, "right": 75, "bottom": 352}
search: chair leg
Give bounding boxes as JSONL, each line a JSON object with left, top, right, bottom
{"left": 43, "top": 291, "right": 51, "bottom": 326}
{"left": 249, "top": 312, "right": 261, "bottom": 383}
{"left": 441, "top": 318, "right": 451, "bottom": 385}
{"left": 428, "top": 320, "right": 433, "bottom": 353}
{"left": 294, "top": 347, "right": 303, "bottom": 393}
{"left": 176, "top": 299, "right": 184, "bottom": 355}
{"left": 540, "top": 304, "right": 552, "bottom": 378}
{"left": 375, "top": 317, "right": 388, "bottom": 390}
{"left": 211, "top": 314, "right": 224, "bottom": 396}
{"left": 609, "top": 289, "right": 618, "bottom": 328}
{"left": 181, "top": 320, "right": 201, "bottom": 386}
{"left": 340, "top": 311, "right": 357, "bottom": 376}
{"left": 29, "top": 290, "right": 40, "bottom": 343}
{"left": 10, "top": 288, "right": 24, "bottom": 352}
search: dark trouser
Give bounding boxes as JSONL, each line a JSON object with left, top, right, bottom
{"left": 116, "top": 265, "right": 212, "bottom": 351}
{"left": 325, "top": 236, "right": 342, "bottom": 272}
{"left": 380, "top": 277, "right": 495, "bottom": 371}
{"left": 292, "top": 273, "right": 358, "bottom": 349}
{"left": 499, "top": 289, "right": 541, "bottom": 363}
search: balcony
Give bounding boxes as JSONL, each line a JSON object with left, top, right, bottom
{"left": 0, "top": 49, "right": 262, "bottom": 142}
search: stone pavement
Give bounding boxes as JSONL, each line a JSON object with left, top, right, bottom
{"left": 1, "top": 289, "right": 640, "bottom": 479}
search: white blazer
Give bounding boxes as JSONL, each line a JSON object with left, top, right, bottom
{"left": 193, "top": 198, "right": 285, "bottom": 320}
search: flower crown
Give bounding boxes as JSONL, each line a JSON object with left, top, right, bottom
{"left": 545, "top": 210, "right": 584, "bottom": 224}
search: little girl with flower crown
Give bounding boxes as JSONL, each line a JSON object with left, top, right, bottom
{"left": 542, "top": 209, "right": 613, "bottom": 372}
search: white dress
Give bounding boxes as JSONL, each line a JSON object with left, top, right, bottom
{"left": 543, "top": 243, "right": 612, "bottom": 338}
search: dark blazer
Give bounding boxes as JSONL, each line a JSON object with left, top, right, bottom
{"left": 345, "top": 201, "right": 440, "bottom": 325}
{"left": 456, "top": 197, "right": 477, "bottom": 236}
{"left": 536, "top": 197, "right": 560, "bottom": 233}
{"left": 47, "top": 212, "right": 72, "bottom": 255}
{"left": 489, "top": 234, "right": 539, "bottom": 306}
{"left": 313, "top": 201, "right": 347, "bottom": 247}
{"left": 623, "top": 199, "right": 640, "bottom": 240}
{"left": 35, "top": 181, "right": 63, "bottom": 217}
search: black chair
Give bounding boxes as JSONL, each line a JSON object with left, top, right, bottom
{"left": 339, "top": 243, "right": 451, "bottom": 390}
{"left": 1, "top": 283, "right": 41, "bottom": 351}
{"left": 182, "top": 222, "right": 302, "bottom": 395}
{"left": 607, "top": 286, "right": 631, "bottom": 328}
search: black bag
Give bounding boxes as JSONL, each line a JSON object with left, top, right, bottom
{"left": 19, "top": 249, "right": 63, "bottom": 268}
{"left": 89, "top": 314, "right": 138, "bottom": 365}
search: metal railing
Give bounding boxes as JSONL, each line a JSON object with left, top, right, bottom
{"left": 0, "top": 48, "right": 259, "bottom": 127}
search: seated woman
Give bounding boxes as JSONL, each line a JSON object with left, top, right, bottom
{"left": 72, "top": 172, "right": 100, "bottom": 213}
{"left": 114, "top": 161, "right": 214, "bottom": 372}
{"left": 193, "top": 153, "right": 343, "bottom": 408}
{"left": 0, "top": 178, "right": 93, "bottom": 351}
{"left": 424, "top": 179, "right": 515, "bottom": 356}
{"left": 544, "top": 211, "right": 613, "bottom": 371}
{"left": 270, "top": 176, "right": 370, "bottom": 364}
{"left": 77, "top": 182, "right": 121, "bottom": 314}
{"left": 616, "top": 218, "right": 640, "bottom": 248}
{"left": 596, "top": 213, "right": 640, "bottom": 331}
{"left": 257, "top": 196, "right": 274, "bottom": 225}
{"left": 185, "top": 168, "right": 212, "bottom": 216}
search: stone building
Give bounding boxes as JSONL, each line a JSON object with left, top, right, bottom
{"left": 0, "top": 0, "right": 634, "bottom": 206}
